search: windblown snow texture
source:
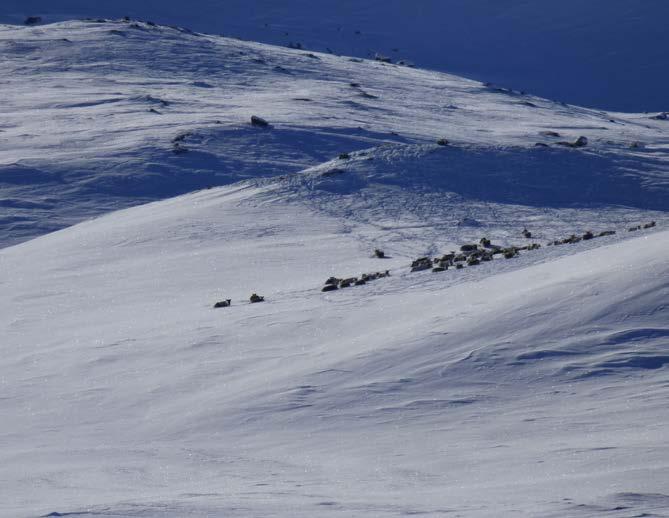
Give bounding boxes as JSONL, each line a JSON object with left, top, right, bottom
{"left": 0, "top": 15, "right": 668, "bottom": 518}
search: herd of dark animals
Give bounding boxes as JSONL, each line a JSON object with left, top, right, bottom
{"left": 14, "top": 18, "right": 660, "bottom": 307}
{"left": 213, "top": 222, "right": 658, "bottom": 308}
{"left": 320, "top": 270, "right": 391, "bottom": 292}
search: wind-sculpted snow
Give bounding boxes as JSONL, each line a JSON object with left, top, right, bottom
{"left": 1, "top": 17, "right": 669, "bottom": 518}
{"left": 1, "top": 20, "right": 669, "bottom": 248}
{"left": 1, "top": 176, "right": 668, "bottom": 516}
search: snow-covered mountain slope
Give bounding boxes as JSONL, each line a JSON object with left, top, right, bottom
{"left": 1, "top": 20, "right": 669, "bottom": 248}
{"left": 1, "top": 15, "right": 669, "bottom": 517}
{"left": 1, "top": 173, "right": 668, "bottom": 517}
{"left": 1, "top": 1, "right": 667, "bottom": 112}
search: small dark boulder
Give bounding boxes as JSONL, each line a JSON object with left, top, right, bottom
{"left": 599, "top": 230, "right": 616, "bottom": 237}
{"left": 522, "top": 228, "right": 532, "bottom": 238}
{"left": 432, "top": 266, "right": 446, "bottom": 273}
{"left": 629, "top": 225, "right": 641, "bottom": 232}
{"left": 250, "top": 293, "right": 265, "bottom": 303}
{"left": 374, "top": 249, "right": 385, "bottom": 258}
{"left": 251, "top": 115, "right": 270, "bottom": 128}
{"left": 582, "top": 231, "right": 595, "bottom": 240}
{"left": 436, "top": 138, "right": 449, "bottom": 146}
{"left": 650, "top": 112, "right": 668, "bottom": 121}
{"left": 172, "top": 143, "right": 188, "bottom": 154}
{"left": 540, "top": 131, "right": 561, "bottom": 137}
{"left": 480, "top": 238, "right": 491, "bottom": 247}
{"left": 644, "top": 221, "right": 656, "bottom": 229}
{"left": 322, "top": 284, "right": 338, "bottom": 292}
{"left": 24, "top": 16, "right": 42, "bottom": 25}
{"left": 214, "top": 299, "right": 231, "bottom": 308}
{"left": 338, "top": 152, "right": 351, "bottom": 160}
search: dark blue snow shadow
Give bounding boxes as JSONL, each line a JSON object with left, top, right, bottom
{"left": 75, "top": 125, "right": 407, "bottom": 198}
{"left": 304, "top": 145, "right": 669, "bottom": 211}
{"left": 0, "top": 125, "right": 407, "bottom": 247}
{"left": 0, "top": 164, "right": 65, "bottom": 185}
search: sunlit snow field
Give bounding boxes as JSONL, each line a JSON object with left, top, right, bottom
{"left": 0, "top": 16, "right": 668, "bottom": 518}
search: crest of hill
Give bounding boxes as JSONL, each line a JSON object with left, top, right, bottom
{"left": 1, "top": 0, "right": 668, "bottom": 111}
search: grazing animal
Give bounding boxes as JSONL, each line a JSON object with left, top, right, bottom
{"left": 213, "top": 299, "right": 231, "bottom": 308}
{"left": 557, "top": 136, "right": 588, "bottom": 148}
{"left": 411, "top": 258, "right": 432, "bottom": 272}
{"left": 249, "top": 293, "right": 265, "bottom": 303}
{"left": 374, "top": 249, "right": 385, "bottom": 258}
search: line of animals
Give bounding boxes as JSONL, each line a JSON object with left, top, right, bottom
{"left": 407, "top": 222, "right": 657, "bottom": 275}
{"left": 212, "top": 223, "right": 658, "bottom": 308}
{"left": 320, "top": 270, "right": 391, "bottom": 292}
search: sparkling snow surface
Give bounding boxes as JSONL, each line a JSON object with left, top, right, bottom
{"left": 0, "top": 19, "right": 668, "bottom": 518}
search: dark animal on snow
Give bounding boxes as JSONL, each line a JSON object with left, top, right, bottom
{"left": 250, "top": 293, "right": 265, "bottom": 303}
{"left": 557, "top": 136, "right": 588, "bottom": 148}
{"left": 213, "top": 299, "right": 231, "bottom": 308}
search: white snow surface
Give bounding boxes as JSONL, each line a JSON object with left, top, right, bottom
{"left": 1, "top": 17, "right": 669, "bottom": 518}
{"left": 1, "top": 20, "right": 668, "bottom": 248}
{"left": 1, "top": 1, "right": 668, "bottom": 111}
{"left": 1, "top": 175, "right": 668, "bottom": 517}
